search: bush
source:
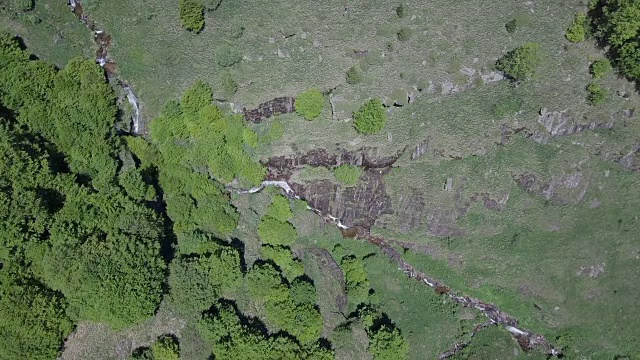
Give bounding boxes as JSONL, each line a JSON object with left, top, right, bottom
{"left": 396, "top": 3, "right": 407, "bottom": 18}
{"left": 257, "top": 216, "right": 298, "bottom": 245}
{"left": 368, "top": 325, "right": 409, "bottom": 360}
{"left": 566, "top": 13, "right": 588, "bottom": 43}
{"left": 590, "top": 59, "right": 612, "bottom": 79}
{"left": 11, "top": 0, "right": 33, "bottom": 12}
{"left": 295, "top": 88, "right": 324, "bottom": 120}
{"left": 219, "top": 72, "right": 238, "bottom": 99}
{"left": 590, "top": 0, "right": 640, "bottom": 80}
{"left": 353, "top": 99, "right": 387, "bottom": 135}
{"left": 333, "top": 165, "right": 362, "bottom": 186}
{"left": 179, "top": 0, "right": 205, "bottom": 33}
{"left": 587, "top": 83, "right": 607, "bottom": 105}
{"left": 496, "top": 43, "right": 541, "bottom": 81}
{"left": 505, "top": 19, "right": 517, "bottom": 33}
{"left": 346, "top": 66, "right": 363, "bottom": 85}
{"left": 397, "top": 27, "right": 412, "bottom": 41}
{"left": 216, "top": 45, "right": 242, "bottom": 67}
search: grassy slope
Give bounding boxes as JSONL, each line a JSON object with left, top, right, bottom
{"left": 0, "top": 1, "right": 93, "bottom": 67}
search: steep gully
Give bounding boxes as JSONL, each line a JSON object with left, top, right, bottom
{"left": 67, "top": 0, "right": 142, "bottom": 134}
{"left": 67, "top": 1, "right": 561, "bottom": 355}
{"left": 233, "top": 149, "right": 563, "bottom": 358}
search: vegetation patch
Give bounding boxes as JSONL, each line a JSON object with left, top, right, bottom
{"left": 333, "top": 164, "right": 363, "bottom": 186}
{"left": 178, "top": 0, "right": 204, "bottom": 33}
{"left": 295, "top": 88, "right": 324, "bottom": 120}
{"left": 354, "top": 99, "right": 387, "bottom": 135}
{"left": 496, "top": 42, "right": 541, "bottom": 81}
{"left": 565, "top": 13, "right": 588, "bottom": 43}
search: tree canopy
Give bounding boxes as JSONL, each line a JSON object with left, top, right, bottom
{"left": 353, "top": 99, "right": 387, "bottom": 135}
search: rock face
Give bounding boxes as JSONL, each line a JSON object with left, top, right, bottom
{"left": 265, "top": 147, "right": 403, "bottom": 175}
{"left": 618, "top": 144, "right": 640, "bottom": 172}
{"left": 243, "top": 97, "right": 295, "bottom": 122}
{"left": 514, "top": 172, "right": 588, "bottom": 205}
{"left": 531, "top": 108, "right": 634, "bottom": 143}
{"left": 264, "top": 148, "right": 403, "bottom": 229}
{"left": 290, "top": 171, "right": 393, "bottom": 229}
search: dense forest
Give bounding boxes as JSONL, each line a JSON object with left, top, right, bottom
{"left": 0, "top": 31, "right": 409, "bottom": 359}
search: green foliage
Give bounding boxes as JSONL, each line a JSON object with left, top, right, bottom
{"left": 119, "top": 167, "right": 154, "bottom": 200}
{"left": 265, "top": 195, "right": 293, "bottom": 222}
{"left": 346, "top": 66, "right": 363, "bottom": 85}
{"left": 590, "top": 59, "right": 613, "bottom": 79}
{"left": 217, "top": 45, "right": 243, "bottom": 67}
{"left": 397, "top": 27, "right": 412, "bottom": 41}
{"left": 495, "top": 43, "right": 541, "bottom": 81}
{"left": 0, "top": 264, "right": 73, "bottom": 360}
{"left": 168, "top": 237, "right": 243, "bottom": 316}
{"left": 353, "top": 99, "right": 387, "bottom": 135}
{"left": 566, "top": 13, "right": 588, "bottom": 43}
{"left": 590, "top": 0, "right": 640, "bottom": 79}
{"left": 257, "top": 195, "right": 297, "bottom": 245}
{"left": 179, "top": 0, "right": 205, "bottom": 32}
{"left": 261, "top": 245, "right": 305, "bottom": 280}
{"left": 257, "top": 216, "right": 298, "bottom": 245}
{"left": 0, "top": 38, "right": 166, "bottom": 329}
{"left": 131, "top": 335, "right": 180, "bottom": 360}
{"left": 246, "top": 262, "right": 288, "bottom": 302}
{"left": 587, "top": 82, "right": 607, "bottom": 105}
{"left": 219, "top": 71, "right": 238, "bottom": 99}
{"left": 198, "top": 302, "right": 332, "bottom": 359}
{"left": 11, "top": 0, "right": 33, "bottom": 12}
{"left": 295, "top": 88, "right": 324, "bottom": 120}
{"left": 368, "top": 325, "right": 409, "bottom": 360}
{"left": 333, "top": 165, "right": 363, "bottom": 186}
{"left": 396, "top": 3, "right": 407, "bottom": 18}
{"left": 181, "top": 80, "right": 213, "bottom": 115}
{"left": 290, "top": 278, "right": 317, "bottom": 304}
{"left": 505, "top": 19, "right": 517, "bottom": 33}
{"left": 341, "top": 255, "right": 371, "bottom": 306}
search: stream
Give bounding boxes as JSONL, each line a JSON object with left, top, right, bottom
{"left": 235, "top": 180, "right": 563, "bottom": 358}
{"left": 67, "top": 0, "right": 142, "bottom": 135}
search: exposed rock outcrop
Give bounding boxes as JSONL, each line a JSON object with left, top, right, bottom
{"left": 243, "top": 97, "right": 295, "bottom": 122}
{"left": 531, "top": 108, "right": 634, "bottom": 143}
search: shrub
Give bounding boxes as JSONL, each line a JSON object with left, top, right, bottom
{"left": 587, "top": 83, "right": 607, "bottom": 105}
{"left": 333, "top": 165, "right": 362, "bottom": 186}
{"left": 590, "top": 59, "right": 612, "bottom": 79}
{"left": 257, "top": 216, "right": 298, "bottom": 245}
{"left": 505, "top": 19, "right": 517, "bottom": 33}
{"left": 265, "top": 195, "right": 293, "bottom": 222}
{"left": 397, "top": 27, "right": 412, "bottom": 41}
{"left": 368, "top": 325, "right": 409, "bottom": 360}
{"left": 346, "top": 66, "right": 363, "bottom": 85}
{"left": 216, "top": 45, "right": 242, "bottom": 67}
{"left": 353, "top": 99, "right": 387, "bottom": 135}
{"left": 295, "top": 88, "right": 324, "bottom": 120}
{"left": 590, "top": 0, "right": 640, "bottom": 80}
{"left": 396, "top": 3, "right": 407, "bottom": 18}
{"left": 218, "top": 72, "right": 238, "bottom": 99}
{"left": 566, "top": 13, "right": 588, "bottom": 43}
{"left": 179, "top": 0, "right": 205, "bottom": 33}
{"left": 11, "top": 0, "right": 33, "bottom": 12}
{"left": 496, "top": 43, "right": 541, "bottom": 81}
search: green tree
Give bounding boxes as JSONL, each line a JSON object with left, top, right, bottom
{"left": 246, "top": 262, "right": 288, "bottom": 302}
{"left": 0, "top": 264, "right": 74, "bottom": 360}
{"left": 341, "top": 255, "right": 371, "bottom": 306}
{"left": 261, "top": 245, "right": 305, "bottom": 280}
{"left": 505, "top": 19, "right": 517, "bottom": 33}
{"left": 179, "top": 0, "right": 205, "bottom": 32}
{"left": 566, "top": 13, "right": 588, "bottom": 43}
{"left": 295, "top": 88, "right": 324, "bottom": 120}
{"left": 590, "top": 59, "right": 613, "bottom": 79}
{"left": 131, "top": 335, "right": 180, "bottom": 360}
{"left": 587, "top": 83, "right": 607, "bottom": 105}
{"left": 333, "top": 165, "right": 363, "bottom": 186}
{"left": 265, "top": 195, "right": 293, "bottom": 222}
{"left": 353, "top": 99, "right": 387, "bottom": 135}
{"left": 496, "top": 43, "right": 541, "bottom": 81}
{"left": 168, "top": 239, "right": 243, "bottom": 316}
{"left": 368, "top": 325, "right": 409, "bottom": 360}
{"left": 257, "top": 216, "right": 298, "bottom": 246}
{"left": 589, "top": 0, "right": 640, "bottom": 79}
